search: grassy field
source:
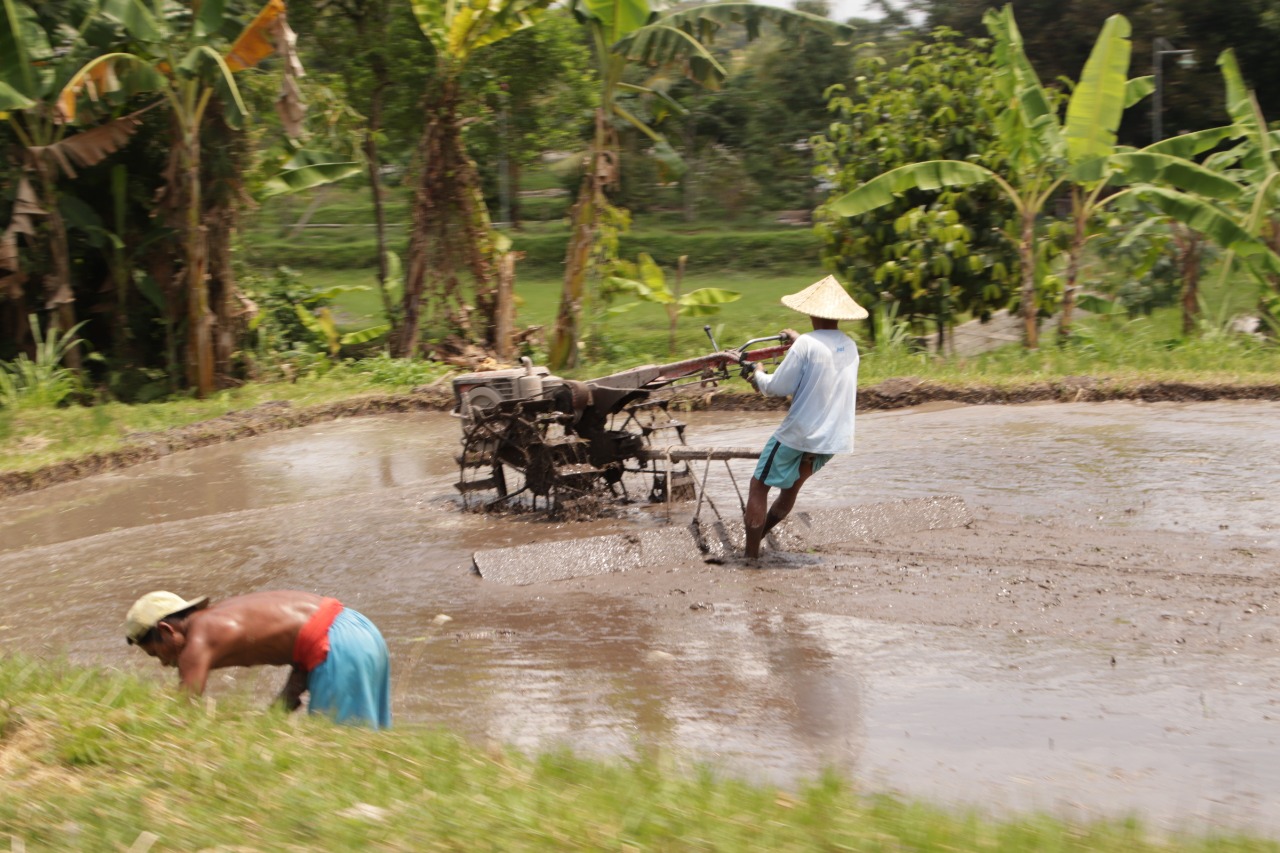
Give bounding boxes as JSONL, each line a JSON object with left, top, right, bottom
{"left": 3, "top": 654, "right": 1275, "bottom": 852}
{"left": 306, "top": 257, "right": 1280, "bottom": 385}
{"left": 304, "top": 265, "right": 823, "bottom": 354}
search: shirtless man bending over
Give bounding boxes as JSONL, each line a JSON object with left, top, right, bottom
{"left": 125, "top": 589, "right": 391, "bottom": 729}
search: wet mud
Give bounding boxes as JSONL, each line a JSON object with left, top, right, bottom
{"left": 5, "top": 377, "right": 1280, "bottom": 498}
{"left": 4, "top": 399, "right": 1280, "bottom": 838}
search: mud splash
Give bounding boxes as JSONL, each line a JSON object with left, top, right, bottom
{"left": 4, "top": 400, "right": 1280, "bottom": 838}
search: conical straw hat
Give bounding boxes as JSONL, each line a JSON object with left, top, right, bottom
{"left": 780, "top": 275, "right": 868, "bottom": 320}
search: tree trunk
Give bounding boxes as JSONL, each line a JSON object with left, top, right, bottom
{"left": 549, "top": 108, "right": 615, "bottom": 370}
{"left": 549, "top": 178, "right": 597, "bottom": 369}
{"left": 398, "top": 78, "right": 498, "bottom": 357}
{"left": 509, "top": 159, "right": 523, "bottom": 231}
{"left": 363, "top": 54, "right": 398, "bottom": 344}
{"left": 34, "top": 162, "right": 81, "bottom": 371}
{"left": 1059, "top": 190, "right": 1085, "bottom": 342}
{"left": 1172, "top": 224, "right": 1203, "bottom": 337}
{"left": 1019, "top": 211, "right": 1039, "bottom": 349}
{"left": 1261, "top": 216, "right": 1280, "bottom": 338}
{"left": 1179, "top": 247, "right": 1201, "bottom": 337}
{"left": 181, "top": 131, "right": 214, "bottom": 396}
{"left": 495, "top": 251, "right": 516, "bottom": 362}
{"left": 207, "top": 202, "right": 237, "bottom": 383}
{"left": 668, "top": 255, "right": 686, "bottom": 355}
{"left": 285, "top": 190, "right": 327, "bottom": 238}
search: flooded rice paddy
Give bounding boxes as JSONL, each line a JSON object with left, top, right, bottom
{"left": 2, "top": 400, "right": 1280, "bottom": 837}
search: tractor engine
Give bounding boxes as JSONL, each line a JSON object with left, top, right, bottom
{"left": 451, "top": 358, "right": 564, "bottom": 426}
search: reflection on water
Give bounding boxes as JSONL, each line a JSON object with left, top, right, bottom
{"left": 3, "top": 400, "right": 1280, "bottom": 835}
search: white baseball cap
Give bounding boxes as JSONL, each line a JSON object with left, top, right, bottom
{"left": 124, "top": 591, "right": 209, "bottom": 644}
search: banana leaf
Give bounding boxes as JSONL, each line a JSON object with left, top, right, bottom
{"left": 614, "top": 25, "right": 727, "bottom": 90}
{"left": 678, "top": 288, "right": 742, "bottom": 316}
{"left": 614, "top": 3, "right": 854, "bottom": 91}
{"left": 413, "top": 0, "right": 558, "bottom": 61}
{"left": 100, "top": 0, "right": 162, "bottom": 43}
{"left": 983, "top": 5, "right": 1061, "bottom": 161}
{"left": 830, "top": 161, "right": 997, "bottom": 217}
{"left": 341, "top": 324, "right": 390, "bottom": 346}
{"left": 572, "top": 0, "right": 654, "bottom": 44}
{"left": 1143, "top": 126, "right": 1237, "bottom": 159}
{"left": 1107, "top": 152, "right": 1241, "bottom": 200}
{"left": 262, "top": 160, "right": 363, "bottom": 197}
{"left": 0, "top": 0, "right": 47, "bottom": 101}
{"left": 1064, "top": 14, "right": 1130, "bottom": 165}
{"left": 1139, "top": 186, "right": 1280, "bottom": 274}
{"left": 1124, "top": 76, "right": 1154, "bottom": 109}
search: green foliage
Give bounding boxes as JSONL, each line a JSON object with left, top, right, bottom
{"left": 239, "top": 208, "right": 824, "bottom": 275}
{"left": 0, "top": 314, "right": 87, "bottom": 410}
{"left": 243, "top": 267, "right": 330, "bottom": 353}
{"left": 346, "top": 353, "right": 452, "bottom": 387}
{"left": 285, "top": 1, "right": 435, "bottom": 165}
{"left": 461, "top": 11, "right": 596, "bottom": 214}
{"left": 240, "top": 267, "right": 388, "bottom": 377}
{"left": 605, "top": 251, "right": 741, "bottom": 354}
{"left": 549, "top": 0, "right": 855, "bottom": 368}
{"left": 1090, "top": 210, "right": 1184, "bottom": 316}
{"left": 824, "top": 9, "right": 1275, "bottom": 350}
{"left": 723, "top": 18, "right": 857, "bottom": 208}
{"left": 925, "top": 0, "right": 1280, "bottom": 148}
{"left": 814, "top": 29, "right": 1017, "bottom": 340}
{"left": 292, "top": 303, "right": 389, "bottom": 359}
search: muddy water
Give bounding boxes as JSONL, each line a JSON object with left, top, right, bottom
{"left": 3, "top": 401, "right": 1280, "bottom": 836}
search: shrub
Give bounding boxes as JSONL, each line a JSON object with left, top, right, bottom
{"left": 0, "top": 315, "right": 88, "bottom": 410}
{"left": 347, "top": 353, "right": 452, "bottom": 387}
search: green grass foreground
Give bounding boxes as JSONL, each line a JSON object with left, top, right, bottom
{"left": 1, "top": 655, "right": 1273, "bottom": 852}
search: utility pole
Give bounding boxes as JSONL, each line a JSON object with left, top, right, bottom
{"left": 1151, "top": 37, "right": 1195, "bottom": 144}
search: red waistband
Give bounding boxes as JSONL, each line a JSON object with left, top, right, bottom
{"left": 292, "top": 597, "right": 344, "bottom": 671}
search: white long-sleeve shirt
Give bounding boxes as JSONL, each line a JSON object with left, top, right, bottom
{"left": 754, "top": 329, "right": 859, "bottom": 454}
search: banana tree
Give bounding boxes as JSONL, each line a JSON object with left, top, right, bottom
{"left": 546, "top": 0, "right": 855, "bottom": 369}
{"left": 53, "top": 0, "right": 308, "bottom": 396}
{"left": 1207, "top": 49, "right": 1280, "bottom": 330}
{"left": 832, "top": 7, "right": 1261, "bottom": 348}
{"left": 606, "top": 252, "right": 740, "bottom": 355}
{"left": 0, "top": 0, "right": 157, "bottom": 368}
{"left": 397, "top": 0, "right": 560, "bottom": 360}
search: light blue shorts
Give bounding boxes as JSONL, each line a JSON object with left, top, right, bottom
{"left": 753, "top": 436, "right": 832, "bottom": 489}
{"left": 307, "top": 607, "right": 392, "bottom": 729}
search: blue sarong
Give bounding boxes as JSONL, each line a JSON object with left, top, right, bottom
{"left": 307, "top": 607, "right": 392, "bottom": 729}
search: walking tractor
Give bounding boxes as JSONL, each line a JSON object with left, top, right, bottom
{"left": 451, "top": 327, "right": 791, "bottom": 518}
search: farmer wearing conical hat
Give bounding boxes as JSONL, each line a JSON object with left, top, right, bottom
{"left": 124, "top": 589, "right": 391, "bottom": 729}
{"left": 739, "top": 274, "right": 866, "bottom": 560}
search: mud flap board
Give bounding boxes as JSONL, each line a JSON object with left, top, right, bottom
{"left": 473, "top": 495, "right": 971, "bottom": 585}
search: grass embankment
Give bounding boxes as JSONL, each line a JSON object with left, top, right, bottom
{"left": 4, "top": 281, "right": 1280, "bottom": 480}
{"left": 2, "top": 655, "right": 1272, "bottom": 852}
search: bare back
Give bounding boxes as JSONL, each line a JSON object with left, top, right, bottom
{"left": 175, "top": 590, "right": 325, "bottom": 692}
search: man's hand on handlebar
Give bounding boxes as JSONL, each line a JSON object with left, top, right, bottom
{"left": 779, "top": 328, "right": 799, "bottom": 345}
